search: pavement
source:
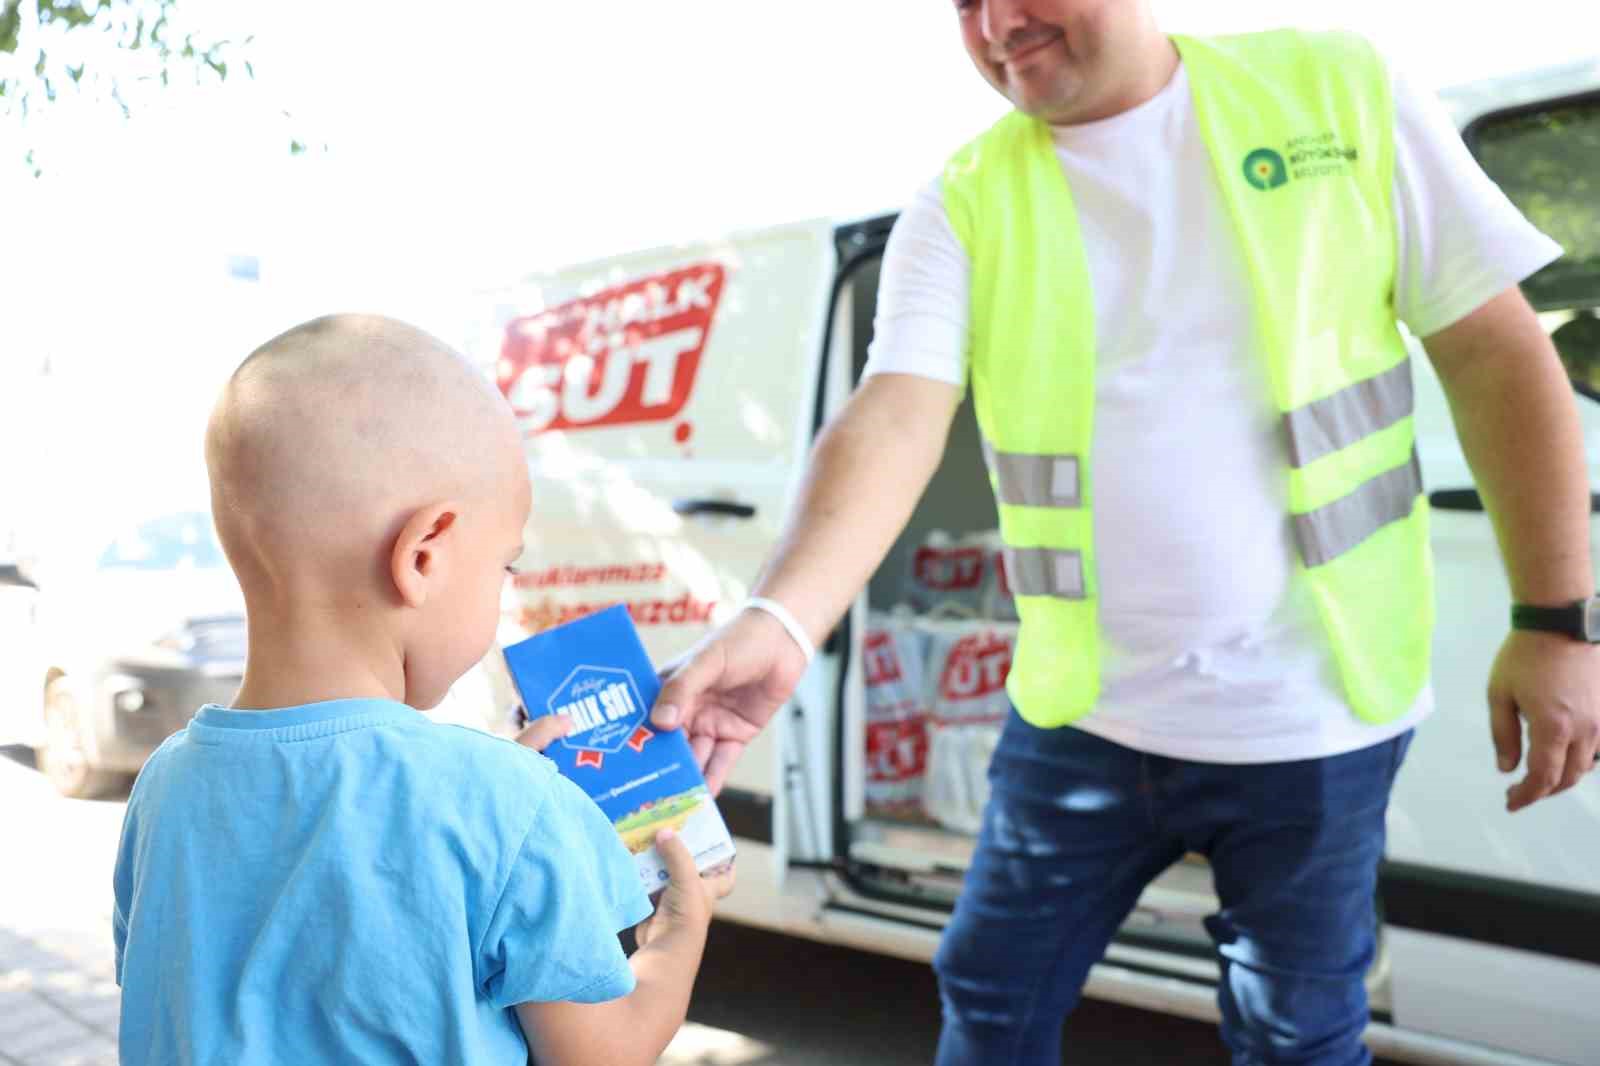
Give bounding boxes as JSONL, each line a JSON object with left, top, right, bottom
{"left": 0, "top": 748, "right": 122, "bottom": 1066}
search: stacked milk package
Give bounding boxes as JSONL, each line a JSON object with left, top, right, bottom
{"left": 865, "top": 530, "right": 1017, "bottom": 835}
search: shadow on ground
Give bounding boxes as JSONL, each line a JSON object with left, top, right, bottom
{"left": 682, "top": 922, "right": 1405, "bottom": 1066}
{"left": 1, "top": 743, "right": 39, "bottom": 770}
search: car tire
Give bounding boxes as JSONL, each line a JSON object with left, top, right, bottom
{"left": 40, "top": 677, "right": 125, "bottom": 800}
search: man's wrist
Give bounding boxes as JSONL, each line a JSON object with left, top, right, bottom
{"left": 1510, "top": 595, "right": 1600, "bottom": 643}
{"left": 742, "top": 596, "right": 817, "bottom": 663}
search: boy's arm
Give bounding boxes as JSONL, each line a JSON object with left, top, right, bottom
{"left": 514, "top": 831, "right": 730, "bottom": 1066}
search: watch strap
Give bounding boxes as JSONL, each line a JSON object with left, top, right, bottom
{"left": 1510, "top": 598, "right": 1598, "bottom": 642}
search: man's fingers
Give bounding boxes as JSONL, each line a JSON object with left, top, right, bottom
{"left": 704, "top": 739, "right": 744, "bottom": 796}
{"left": 1488, "top": 686, "right": 1521, "bottom": 773}
{"left": 1507, "top": 728, "right": 1566, "bottom": 812}
{"left": 689, "top": 732, "right": 715, "bottom": 772}
{"left": 653, "top": 645, "right": 722, "bottom": 731}
{"left": 514, "top": 714, "right": 572, "bottom": 753}
{"left": 1556, "top": 738, "right": 1592, "bottom": 795}
{"left": 655, "top": 828, "right": 698, "bottom": 886}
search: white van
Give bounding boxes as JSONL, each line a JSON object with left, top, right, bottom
{"left": 468, "top": 63, "right": 1600, "bottom": 1066}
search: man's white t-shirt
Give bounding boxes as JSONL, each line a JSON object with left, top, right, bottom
{"left": 863, "top": 57, "right": 1562, "bottom": 763}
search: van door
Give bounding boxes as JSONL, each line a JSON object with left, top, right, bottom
{"left": 804, "top": 216, "right": 1226, "bottom": 986}
{"left": 1383, "top": 85, "right": 1600, "bottom": 1066}
{"left": 469, "top": 219, "right": 838, "bottom": 829}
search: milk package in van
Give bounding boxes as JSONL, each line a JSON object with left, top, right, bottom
{"left": 502, "top": 605, "right": 736, "bottom": 893}
{"left": 865, "top": 609, "right": 1017, "bottom": 834}
{"left": 905, "top": 529, "right": 1016, "bottom": 621}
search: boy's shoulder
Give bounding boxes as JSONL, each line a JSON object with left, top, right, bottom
{"left": 424, "top": 721, "right": 560, "bottom": 783}
{"left": 396, "top": 719, "right": 568, "bottom": 814}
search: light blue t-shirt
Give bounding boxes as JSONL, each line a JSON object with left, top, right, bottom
{"left": 112, "top": 699, "right": 653, "bottom": 1065}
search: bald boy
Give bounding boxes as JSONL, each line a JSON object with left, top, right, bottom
{"left": 112, "top": 315, "right": 731, "bottom": 1066}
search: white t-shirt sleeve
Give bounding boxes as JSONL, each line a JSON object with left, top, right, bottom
{"left": 1388, "top": 56, "right": 1564, "bottom": 338}
{"left": 861, "top": 176, "right": 972, "bottom": 388}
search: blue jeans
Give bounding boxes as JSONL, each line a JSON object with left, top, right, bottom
{"left": 933, "top": 710, "right": 1413, "bottom": 1066}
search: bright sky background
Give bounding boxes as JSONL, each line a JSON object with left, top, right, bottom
{"left": 0, "top": 0, "right": 1596, "bottom": 550}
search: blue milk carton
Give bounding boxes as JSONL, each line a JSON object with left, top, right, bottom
{"left": 501, "top": 605, "right": 737, "bottom": 894}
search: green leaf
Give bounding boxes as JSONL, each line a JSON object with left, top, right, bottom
{"left": 290, "top": 139, "right": 305, "bottom": 155}
{"left": 67, "top": 62, "right": 82, "bottom": 82}
{"left": 0, "top": 2, "right": 22, "bottom": 55}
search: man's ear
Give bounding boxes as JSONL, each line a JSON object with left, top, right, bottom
{"left": 391, "top": 503, "right": 459, "bottom": 609}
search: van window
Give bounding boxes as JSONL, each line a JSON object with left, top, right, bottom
{"left": 1468, "top": 93, "right": 1600, "bottom": 313}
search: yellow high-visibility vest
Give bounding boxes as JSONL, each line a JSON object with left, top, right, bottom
{"left": 943, "top": 30, "right": 1432, "bottom": 728}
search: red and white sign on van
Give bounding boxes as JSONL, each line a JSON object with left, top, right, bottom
{"left": 497, "top": 263, "right": 726, "bottom": 435}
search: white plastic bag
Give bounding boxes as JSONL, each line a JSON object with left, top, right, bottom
{"left": 862, "top": 609, "right": 931, "bottom": 818}
{"left": 918, "top": 618, "right": 1016, "bottom": 834}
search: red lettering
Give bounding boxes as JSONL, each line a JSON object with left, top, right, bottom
{"left": 914, "top": 546, "right": 985, "bottom": 591}
{"left": 866, "top": 718, "right": 929, "bottom": 782}
{"left": 939, "top": 633, "right": 1014, "bottom": 701}
{"left": 864, "top": 632, "right": 903, "bottom": 686}
{"left": 498, "top": 264, "right": 726, "bottom": 435}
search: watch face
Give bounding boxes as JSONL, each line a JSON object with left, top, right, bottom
{"left": 1587, "top": 598, "right": 1600, "bottom": 642}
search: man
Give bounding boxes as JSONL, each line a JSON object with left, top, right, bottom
{"left": 651, "top": 2, "right": 1600, "bottom": 1063}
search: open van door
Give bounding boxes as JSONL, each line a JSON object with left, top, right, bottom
{"left": 468, "top": 220, "right": 843, "bottom": 910}
{"left": 795, "top": 216, "right": 1235, "bottom": 1007}
{"left": 1381, "top": 79, "right": 1600, "bottom": 1066}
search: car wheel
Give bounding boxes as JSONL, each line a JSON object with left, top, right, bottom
{"left": 41, "top": 678, "right": 123, "bottom": 800}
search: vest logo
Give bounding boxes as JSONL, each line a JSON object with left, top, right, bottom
{"left": 1245, "top": 133, "right": 1362, "bottom": 190}
{"left": 497, "top": 263, "right": 726, "bottom": 436}
{"left": 1243, "top": 148, "right": 1289, "bottom": 191}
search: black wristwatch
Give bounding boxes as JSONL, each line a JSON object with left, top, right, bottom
{"left": 1510, "top": 597, "right": 1600, "bottom": 643}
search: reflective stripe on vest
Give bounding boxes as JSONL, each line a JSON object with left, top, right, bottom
{"left": 1295, "top": 447, "right": 1423, "bottom": 567}
{"left": 1003, "top": 546, "right": 1087, "bottom": 600}
{"left": 1283, "top": 358, "right": 1419, "bottom": 565}
{"left": 983, "top": 442, "right": 1083, "bottom": 508}
{"left": 1283, "top": 359, "right": 1414, "bottom": 468}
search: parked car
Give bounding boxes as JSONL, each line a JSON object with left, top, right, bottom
{"left": 18, "top": 510, "right": 245, "bottom": 798}
{"left": 465, "top": 60, "right": 1600, "bottom": 1066}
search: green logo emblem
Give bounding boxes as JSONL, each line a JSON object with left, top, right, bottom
{"left": 1243, "top": 148, "right": 1288, "bottom": 190}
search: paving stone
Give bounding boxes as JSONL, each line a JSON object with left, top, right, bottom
{"left": 0, "top": 992, "right": 68, "bottom": 1041}
{"left": 1, "top": 1009, "right": 96, "bottom": 1059}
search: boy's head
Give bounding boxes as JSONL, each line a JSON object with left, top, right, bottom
{"left": 206, "top": 314, "right": 530, "bottom": 709}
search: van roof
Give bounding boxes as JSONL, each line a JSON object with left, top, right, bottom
{"left": 501, "top": 58, "right": 1600, "bottom": 286}
{"left": 1441, "top": 58, "right": 1600, "bottom": 129}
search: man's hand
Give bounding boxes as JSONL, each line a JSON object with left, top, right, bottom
{"left": 1488, "top": 631, "right": 1600, "bottom": 812}
{"left": 650, "top": 609, "right": 811, "bottom": 794}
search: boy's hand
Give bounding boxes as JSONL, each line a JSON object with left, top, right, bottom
{"left": 635, "top": 829, "right": 735, "bottom": 950}
{"left": 513, "top": 711, "right": 572, "bottom": 753}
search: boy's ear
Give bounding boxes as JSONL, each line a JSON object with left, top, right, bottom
{"left": 391, "top": 503, "right": 459, "bottom": 609}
